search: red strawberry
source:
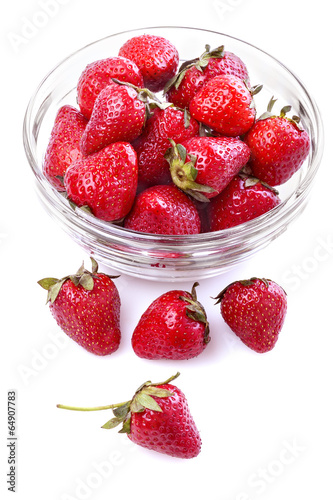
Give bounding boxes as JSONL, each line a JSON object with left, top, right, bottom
{"left": 118, "top": 34, "right": 179, "bottom": 92}
{"left": 124, "top": 184, "right": 201, "bottom": 235}
{"left": 244, "top": 97, "right": 310, "bottom": 185}
{"left": 165, "top": 136, "right": 251, "bottom": 201}
{"left": 64, "top": 142, "right": 138, "bottom": 222}
{"left": 57, "top": 372, "right": 201, "bottom": 459}
{"left": 38, "top": 258, "right": 121, "bottom": 356}
{"left": 207, "top": 174, "right": 281, "bottom": 231}
{"left": 77, "top": 56, "right": 144, "bottom": 119}
{"left": 189, "top": 74, "right": 262, "bottom": 137}
{"left": 165, "top": 44, "right": 249, "bottom": 109}
{"left": 132, "top": 106, "right": 199, "bottom": 186}
{"left": 43, "top": 105, "right": 88, "bottom": 191}
{"left": 80, "top": 81, "right": 148, "bottom": 156}
{"left": 214, "top": 278, "right": 287, "bottom": 353}
{"left": 132, "top": 283, "right": 210, "bottom": 360}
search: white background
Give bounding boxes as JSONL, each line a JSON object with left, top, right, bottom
{"left": 1, "top": 1, "right": 332, "bottom": 499}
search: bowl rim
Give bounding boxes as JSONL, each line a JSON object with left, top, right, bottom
{"left": 23, "top": 25, "right": 324, "bottom": 248}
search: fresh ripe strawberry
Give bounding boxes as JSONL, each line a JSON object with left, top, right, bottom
{"left": 124, "top": 184, "right": 201, "bottom": 235}
{"left": 132, "top": 106, "right": 199, "bottom": 186}
{"left": 118, "top": 34, "right": 179, "bottom": 92}
{"left": 43, "top": 105, "right": 88, "bottom": 191}
{"left": 165, "top": 44, "right": 249, "bottom": 109}
{"left": 80, "top": 81, "right": 147, "bottom": 156}
{"left": 38, "top": 258, "right": 121, "bottom": 355}
{"left": 132, "top": 283, "right": 210, "bottom": 360}
{"left": 65, "top": 142, "right": 138, "bottom": 222}
{"left": 77, "top": 56, "right": 144, "bottom": 119}
{"left": 214, "top": 278, "right": 287, "bottom": 353}
{"left": 165, "top": 136, "right": 251, "bottom": 201}
{"left": 189, "top": 74, "right": 262, "bottom": 137}
{"left": 244, "top": 97, "right": 311, "bottom": 186}
{"left": 57, "top": 372, "right": 201, "bottom": 459}
{"left": 207, "top": 174, "right": 281, "bottom": 231}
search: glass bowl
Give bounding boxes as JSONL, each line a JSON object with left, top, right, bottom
{"left": 23, "top": 26, "right": 323, "bottom": 281}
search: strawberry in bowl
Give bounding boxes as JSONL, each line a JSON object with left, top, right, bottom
{"left": 24, "top": 27, "right": 322, "bottom": 280}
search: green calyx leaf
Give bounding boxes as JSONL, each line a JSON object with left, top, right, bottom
{"left": 101, "top": 416, "right": 126, "bottom": 430}
{"left": 163, "top": 44, "right": 225, "bottom": 95}
{"left": 245, "top": 82, "right": 263, "bottom": 110}
{"left": 37, "top": 277, "right": 60, "bottom": 290}
{"left": 107, "top": 372, "right": 180, "bottom": 432}
{"left": 165, "top": 139, "right": 216, "bottom": 202}
{"left": 238, "top": 173, "right": 279, "bottom": 195}
{"left": 180, "top": 283, "right": 210, "bottom": 344}
{"left": 257, "top": 96, "right": 304, "bottom": 130}
{"left": 37, "top": 257, "right": 106, "bottom": 304}
{"left": 110, "top": 77, "right": 173, "bottom": 121}
{"left": 135, "top": 393, "right": 163, "bottom": 412}
{"left": 213, "top": 277, "right": 272, "bottom": 305}
{"left": 57, "top": 373, "right": 180, "bottom": 436}
{"left": 37, "top": 277, "right": 67, "bottom": 304}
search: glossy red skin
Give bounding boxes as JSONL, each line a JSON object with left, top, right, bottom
{"left": 124, "top": 185, "right": 201, "bottom": 235}
{"left": 207, "top": 174, "right": 281, "bottom": 231}
{"left": 189, "top": 74, "right": 255, "bottom": 137}
{"left": 65, "top": 142, "right": 138, "bottom": 221}
{"left": 219, "top": 278, "right": 287, "bottom": 353}
{"left": 118, "top": 34, "right": 179, "bottom": 92}
{"left": 49, "top": 274, "right": 121, "bottom": 355}
{"left": 180, "top": 136, "right": 251, "bottom": 198}
{"left": 77, "top": 56, "right": 144, "bottom": 119}
{"left": 128, "top": 383, "right": 201, "bottom": 458}
{"left": 244, "top": 116, "right": 310, "bottom": 186}
{"left": 132, "top": 107, "right": 199, "bottom": 186}
{"left": 166, "top": 51, "right": 249, "bottom": 109}
{"left": 80, "top": 82, "right": 146, "bottom": 156}
{"left": 43, "top": 105, "right": 88, "bottom": 191}
{"left": 132, "top": 289, "right": 210, "bottom": 360}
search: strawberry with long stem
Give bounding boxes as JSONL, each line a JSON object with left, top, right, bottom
{"left": 57, "top": 372, "right": 201, "bottom": 459}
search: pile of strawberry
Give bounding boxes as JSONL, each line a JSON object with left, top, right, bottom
{"left": 43, "top": 34, "right": 310, "bottom": 235}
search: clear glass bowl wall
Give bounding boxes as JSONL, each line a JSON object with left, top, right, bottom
{"left": 23, "top": 26, "right": 323, "bottom": 281}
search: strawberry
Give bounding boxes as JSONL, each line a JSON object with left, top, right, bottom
{"left": 124, "top": 184, "right": 201, "bottom": 235}
{"left": 244, "top": 97, "right": 311, "bottom": 185}
{"left": 207, "top": 174, "right": 281, "bottom": 231}
{"left": 77, "top": 56, "right": 144, "bottom": 119}
{"left": 165, "top": 44, "right": 249, "bottom": 109}
{"left": 132, "top": 106, "right": 199, "bottom": 186}
{"left": 118, "top": 34, "right": 179, "bottom": 92}
{"left": 38, "top": 258, "right": 121, "bottom": 356}
{"left": 132, "top": 283, "right": 210, "bottom": 360}
{"left": 165, "top": 136, "right": 251, "bottom": 201}
{"left": 43, "top": 105, "right": 88, "bottom": 191}
{"left": 80, "top": 80, "right": 148, "bottom": 156}
{"left": 57, "top": 372, "right": 201, "bottom": 459}
{"left": 64, "top": 142, "right": 138, "bottom": 222}
{"left": 189, "top": 74, "right": 262, "bottom": 137}
{"left": 214, "top": 278, "right": 287, "bottom": 353}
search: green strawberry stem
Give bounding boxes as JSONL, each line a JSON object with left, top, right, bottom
{"left": 56, "top": 372, "right": 181, "bottom": 430}
{"left": 180, "top": 283, "right": 210, "bottom": 344}
{"left": 163, "top": 44, "right": 225, "bottom": 94}
{"left": 56, "top": 401, "right": 130, "bottom": 412}
{"left": 258, "top": 96, "right": 304, "bottom": 130}
{"left": 38, "top": 257, "right": 119, "bottom": 304}
{"left": 165, "top": 139, "right": 216, "bottom": 202}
